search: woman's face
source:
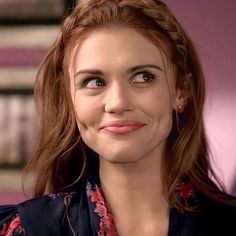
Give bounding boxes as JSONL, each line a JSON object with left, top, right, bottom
{"left": 70, "top": 26, "right": 181, "bottom": 164}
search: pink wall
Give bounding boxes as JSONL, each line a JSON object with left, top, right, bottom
{"left": 165, "top": 0, "right": 236, "bottom": 194}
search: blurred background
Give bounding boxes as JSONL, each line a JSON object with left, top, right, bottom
{"left": 165, "top": 0, "right": 236, "bottom": 196}
{"left": 0, "top": 0, "right": 77, "bottom": 203}
{"left": 0, "top": 0, "right": 235, "bottom": 204}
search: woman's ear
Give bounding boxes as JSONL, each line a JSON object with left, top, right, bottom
{"left": 173, "top": 74, "right": 191, "bottom": 111}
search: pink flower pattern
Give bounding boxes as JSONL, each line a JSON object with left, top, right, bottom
{"left": 0, "top": 215, "right": 23, "bottom": 236}
{"left": 87, "top": 184, "right": 118, "bottom": 236}
{"left": 86, "top": 180, "right": 196, "bottom": 235}
{"left": 175, "top": 180, "right": 197, "bottom": 210}
{"left": 0, "top": 179, "right": 196, "bottom": 235}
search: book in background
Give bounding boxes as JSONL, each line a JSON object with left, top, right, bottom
{"left": 0, "top": 0, "right": 78, "bottom": 198}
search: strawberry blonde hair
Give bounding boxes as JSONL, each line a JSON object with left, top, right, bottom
{"left": 24, "top": 0, "right": 234, "bottom": 210}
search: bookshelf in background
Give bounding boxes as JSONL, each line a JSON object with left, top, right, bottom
{"left": 0, "top": 0, "right": 76, "bottom": 169}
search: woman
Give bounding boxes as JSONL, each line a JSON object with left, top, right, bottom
{"left": 1, "top": 0, "right": 236, "bottom": 235}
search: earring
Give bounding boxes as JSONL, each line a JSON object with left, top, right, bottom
{"left": 177, "top": 105, "right": 184, "bottom": 113}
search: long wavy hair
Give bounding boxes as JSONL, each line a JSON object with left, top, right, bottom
{"left": 24, "top": 0, "right": 233, "bottom": 210}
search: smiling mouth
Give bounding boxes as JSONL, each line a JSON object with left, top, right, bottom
{"left": 100, "top": 120, "right": 146, "bottom": 134}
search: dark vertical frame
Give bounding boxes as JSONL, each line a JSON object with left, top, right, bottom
{"left": 0, "top": 0, "right": 77, "bottom": 25}
{"left": 65, "top": 0, "right": 77, "bottom": 15}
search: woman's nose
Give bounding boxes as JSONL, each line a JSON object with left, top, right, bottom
{"left": 104, "top": 83, "right": 134, "bottom": 114}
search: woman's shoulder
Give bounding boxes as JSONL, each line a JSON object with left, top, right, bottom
{"left": 201, "top": 193, "right": 236, "bottom": 219}
{"left": 188, "top": 193, "right": 236, "bottom": 235}
{"left": 18, "top": 191, "right": 79, "bottom": 211}
{"left": 0, "top": 191, "right": 81, "bottom": 236}
{"left": 170, "top": 190, "right": 236, "bottom": 236}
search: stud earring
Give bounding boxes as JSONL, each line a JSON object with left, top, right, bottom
{"left": 177, "top": 105, "right": 184, "bottom": 113}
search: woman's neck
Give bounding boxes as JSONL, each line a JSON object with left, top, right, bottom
{"left": 99, "top": 152, "right": 169, "bottom": 235}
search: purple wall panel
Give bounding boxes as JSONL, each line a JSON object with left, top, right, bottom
{"left": 0, "top": 191, "right": 26, "bottom": 204}
{"left": 0, "top": 47, "right": 47, "bottom": 67}
{"left": 165, "top": 0, "right": 236, "bottom": 194}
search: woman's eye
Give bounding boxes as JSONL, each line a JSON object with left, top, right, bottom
{"left": 132, "top": 72, "right": 155, "bottom": 83}
{"left": 83, "top": 78, "right": 106, "bottom": 88}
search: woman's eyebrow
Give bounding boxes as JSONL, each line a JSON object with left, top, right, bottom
{"left": 74, "top": 69, "right": 104, "bottom": 78}
{"left": 74, "top": 64, "right": 163, "bottom": 78}
{"left": 128, "top": 64, "right": 163, "bottom": 73}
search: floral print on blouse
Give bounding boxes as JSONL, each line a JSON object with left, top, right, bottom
{"left": 1, "top": 160, "right": 236, "bottom": 236}
{"left": 0, "top": 178, "right": 197, "bottom": 236}
{"left": 0, "top": 214, "right": 24, "bottom": 236}
{"left": 86, "top": 182, "right": 118, "bottom": 235}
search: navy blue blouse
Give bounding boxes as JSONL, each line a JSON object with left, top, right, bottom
{"left": 1, "top": 165, "right": 236, "bottom": 235}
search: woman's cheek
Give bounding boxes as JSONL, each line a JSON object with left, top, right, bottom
{"left": 74, "top": 97, "right": 98, "bottom": 127}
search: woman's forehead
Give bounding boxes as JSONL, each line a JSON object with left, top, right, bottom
{"left": 69, "top": 26, "right": 173, "bottom": 74}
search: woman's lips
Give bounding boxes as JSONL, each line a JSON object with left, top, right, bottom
{"left": 100, "top": 120, "right": 146, "bottom": 134}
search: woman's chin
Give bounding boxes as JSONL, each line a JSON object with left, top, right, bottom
{"left": 99, "top": 152, "right": 143, "bottom": 165}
